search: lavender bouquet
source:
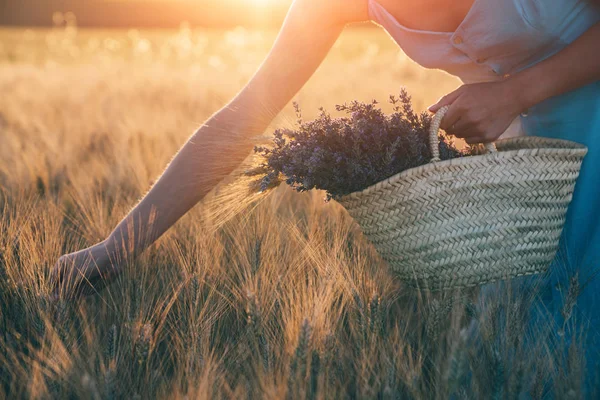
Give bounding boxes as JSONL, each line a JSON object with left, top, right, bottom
{"left": 248, "top": 89, "right": 470, "bottom": 200}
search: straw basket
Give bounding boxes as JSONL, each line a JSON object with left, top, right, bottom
{"left": 336, "top": 106, "right": 587, "bottom": 290}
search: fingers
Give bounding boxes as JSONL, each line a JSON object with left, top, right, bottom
{"left": 50, "top": 257, "right": 69, "bottom": 299}
{"left": 78, "top": 273, "right": 109, "bottom": 297}
{"left": 51, "top": 260, "right": 81, "bottom": 300}
{"left": 447, "top": 115, "right": 473, "bottom": 133}
{"left": 462, "top": 135, "right": 487, "bottom": 144}
{"left": 428, "top": 87, "right": 464, "bottom": 113}
{"left": 441, "top": 103, "right": 492, "bottom": 141}
{"left": 446, "top": 122, "right": 491, "bottom": 143}
{"left": 50, "top": 253, "right": 106, "bottom": 300}
{"left": 439, "top": 102, "right": 463, "bottom": 132}
{"left": 441, "top": 110, "right": 500, "bottom": 144}
{"left": 430, "top": 81, "right": 518, "bottom": 145}
{"left": 450, "top": 126, "right": 501, "bottom": 144}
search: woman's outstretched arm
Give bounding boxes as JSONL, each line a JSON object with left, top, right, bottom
{"left": 51, "top": 0, "right": 369, "bottom": 297}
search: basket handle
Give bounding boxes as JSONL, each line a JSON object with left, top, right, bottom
{"left": 429, "top": 105, "right": 497, "bottom": 162}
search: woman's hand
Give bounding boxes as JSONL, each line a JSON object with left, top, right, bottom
{"left": 50, "top": 241, "right": 119, "bottom": 299}
{"left": 428, "top": 79, "right": 526, "bottom": 144}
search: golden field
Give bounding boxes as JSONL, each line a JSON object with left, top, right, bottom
{"left": 0, "top": 23, "right": 590, "bottom": 399}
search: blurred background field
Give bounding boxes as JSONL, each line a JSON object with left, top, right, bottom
{"left": 0, "top": 20, "right": 462, "bottom": 199}
{"left": 0, "top": 16, "right": 588, "bottom": 400}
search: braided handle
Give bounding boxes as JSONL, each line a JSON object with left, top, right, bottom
{"left": 429, "top": 105, "right": 497, "bottom": 162}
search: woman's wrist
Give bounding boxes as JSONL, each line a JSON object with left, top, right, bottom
{"left": 504, "top": 71, "right": 543, "bottom": 114}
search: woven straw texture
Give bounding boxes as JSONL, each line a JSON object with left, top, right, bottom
{"left": 337, "top": 106, "right": 587, "bottom": 290}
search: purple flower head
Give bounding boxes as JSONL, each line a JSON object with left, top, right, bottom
{"left": 254, "top": 90, "right": 468, "bottom": 199}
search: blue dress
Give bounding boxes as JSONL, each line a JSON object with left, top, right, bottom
{"left": 522, "top": 79, "right": 600, "bottom": 387}
{"left": 368, "top": 0, "right": 600, "bottom": 392}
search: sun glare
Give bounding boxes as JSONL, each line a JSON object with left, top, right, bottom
{"left": 249, "top": 0, "right": 275, "bottom": 5}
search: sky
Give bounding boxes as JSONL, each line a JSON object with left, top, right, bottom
{"left": 1, "top": 0, "right": 296, "bottom": 28}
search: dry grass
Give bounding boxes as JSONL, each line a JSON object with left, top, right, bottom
{"left": 0, "top": 23, "right": 591, "bottom": 399}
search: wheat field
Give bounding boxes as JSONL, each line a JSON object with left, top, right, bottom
{"left": 0, "top": 23, "right": 591, "bottom": 399}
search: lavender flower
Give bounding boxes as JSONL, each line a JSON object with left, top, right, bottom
{"left": 254, "top": 89, "right": 467, "bottom": 200}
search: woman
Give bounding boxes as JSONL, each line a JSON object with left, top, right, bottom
{"left": 53, "top": 0, "right": 600, "bottom": 387}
